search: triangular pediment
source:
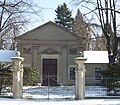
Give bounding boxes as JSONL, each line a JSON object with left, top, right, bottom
{"left": 17, "top": 21, "right": 81, "bottom": 41}
{"left": 41, "top": 48, "right": 59, "bottom": 54}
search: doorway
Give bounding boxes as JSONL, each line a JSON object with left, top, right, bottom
{"left": 42, "top": 59, "right": 57, "bottom": 86}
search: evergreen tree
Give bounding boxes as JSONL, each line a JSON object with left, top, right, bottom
{"left": 102, "top": 62, "right": 120, "bottom": 95}
{"left": 72, "top": 9, "right": 90, "bottom": 50}
{"left": 55, "top": 3, "right": 74, "bottom": 31}
{"left": 0, "top": 63, "right": 12, "bottom": 94}
{"left": 72, "top": 9, "right": 87, "bottom": 37}
{"left": 23, "top": 67, "right": 38, "bottom": 86}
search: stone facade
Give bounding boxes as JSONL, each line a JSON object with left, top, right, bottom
{"left": 85, "top": 63, "right": 107, "bottom": 85}
{"left": 83, "top": 51, "right": 109, "bottom": 85}
{"left": 16, "top": 21, "right": 84, "bottom": 85}
{"left": 16, "top": 21, "right": 108, "bottom": 86}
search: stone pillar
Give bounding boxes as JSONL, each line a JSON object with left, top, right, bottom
{"left": 11, "top": 51, "right": 24, "bottom": 98}
{"left": 33, "top": 46, "right": 38, "bottom": 67}
{"left": 62, "top": 46, "right": 67, "bottom": 84}
{"left": 75, "top": 54, "right": 87, "bottom": 100}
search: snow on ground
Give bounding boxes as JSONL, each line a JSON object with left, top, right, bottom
{"left": 1, "top": 86, "right": 120, "bottom": 105}
{"left": 22, "top": 86, "right": 107, "bottom": 99}
{"left": 0, "top": 98, "right": 120, "bottom": 105}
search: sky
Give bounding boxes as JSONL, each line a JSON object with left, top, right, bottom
{"left": 28, "top": 0, "right": 78, "bottom": 30}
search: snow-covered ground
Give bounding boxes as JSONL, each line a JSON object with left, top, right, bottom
{"left": 22, "top": 85, "right": 107, "bottom": 99}
{"left": 1, "top": 86, "right": 120, "bottom": 105}
{"left": 0, "top": 98, "right": 120, "bottom": 105}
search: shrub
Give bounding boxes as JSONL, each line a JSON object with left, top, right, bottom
{"left": 102, "top": 63, "right": 120, "bottom": 96}
{"left": 0, "top": 63, "right": 12, "bottom": 94}
{"left": 23, "top": 67, "right": 39, "bottom": 86}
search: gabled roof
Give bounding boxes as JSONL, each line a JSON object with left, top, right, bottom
{"left": 84, "top": 51, "right": 109, "bottom": 63}
{"left": 17, "top": 21, "right": 84, "bottom": 40}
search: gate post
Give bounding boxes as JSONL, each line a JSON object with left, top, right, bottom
{"left": 75, "top": 52, "right": 87, "bottom": 100}
{"left": 11, "top": 51, "right": 24, "bottom": 98}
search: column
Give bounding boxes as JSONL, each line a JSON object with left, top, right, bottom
{"left": 11, "top": 51, "right": 24, "bottom": 98}
{"left": 75, "top": 54, "right": 87, "bottom": 100}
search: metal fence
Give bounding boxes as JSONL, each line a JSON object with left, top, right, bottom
{"left": 23, "top": 74, "right": 120, "bottom": 99}
{"left": 85, "top": 78, "right": 120, "bottom": 97}
{"left": 23, "top": 75, "right": 75, "bottom": 100}
{"left": 0, "top": 74, "right": 119, "bottom": 99}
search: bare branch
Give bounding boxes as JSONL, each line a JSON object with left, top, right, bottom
{"left": 96, "top": 7, "right": 120, "bottom": 14}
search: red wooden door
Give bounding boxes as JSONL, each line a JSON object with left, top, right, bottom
{"left": 42, "top": 59, "right": 57, "bottom": 86}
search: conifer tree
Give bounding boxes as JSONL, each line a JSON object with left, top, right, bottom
{"left": 55, "top": 3, "right": 74, "bottom": 31}
{"left": 72, "top": 9, "right": 87, "bottom": 37}
{"left": 72, "top": 9, "right": 90, "bottom": 50}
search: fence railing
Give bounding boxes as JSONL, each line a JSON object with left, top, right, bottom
{"left": 85, "top": 78, "right": 120, "bottom": 97}
{"left": 23, "top": 75, "right": 75, "bottom": 99}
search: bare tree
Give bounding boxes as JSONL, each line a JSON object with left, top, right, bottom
{"left": 0, "top": 0, "right": 42, "bottom": 50}
{"left": 72, "top": 0, "right": 120, "bottom": 63}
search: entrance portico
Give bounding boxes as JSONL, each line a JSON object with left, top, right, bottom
{"left": 41, "top": 54, "right": 60, "bottom": 86}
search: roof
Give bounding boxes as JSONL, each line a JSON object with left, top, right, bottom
{"left": 84, "top": 51, "right": 109, "bottom": 63}
{"left": 0, "top": 50, "right": 17, "bottom": 62}
{"left": 16, "top": 21, "right": 85, "bottom": 40}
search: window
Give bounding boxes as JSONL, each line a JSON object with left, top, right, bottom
{"left": 95, "top": 68, "right": 102, "bottom": 80}
{"left": 69, "top": 65, "right": 76, "bottom": 80}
